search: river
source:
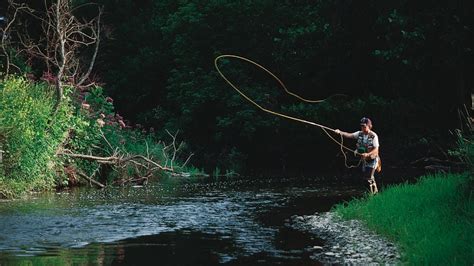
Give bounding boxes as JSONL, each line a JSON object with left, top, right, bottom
{"left": 0, "top": 176, "right": 384, "bottom": 265}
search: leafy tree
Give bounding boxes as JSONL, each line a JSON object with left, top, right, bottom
{"left": 96, "top": 0, "right": 474, "bottom": 175}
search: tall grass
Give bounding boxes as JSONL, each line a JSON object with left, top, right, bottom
{"left": 334, "top": 173, "right": 473, "bottom": 264}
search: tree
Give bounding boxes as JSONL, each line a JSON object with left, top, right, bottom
{"left": 2, "top": 0, "right": 102, "bottom": 116}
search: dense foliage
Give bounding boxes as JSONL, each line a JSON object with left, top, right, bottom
{"left": 96, "top": 0, "right": 473, "bottom": 174}
{"left": 0, "top": 77, "right": 75, "bottom": 197}
{"left": 0, "top": 76, "right": 196, "bottom": 198}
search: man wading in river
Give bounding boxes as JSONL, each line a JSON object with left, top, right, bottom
{"left": 335, "top": 117, "right": 381, "bottom": 194}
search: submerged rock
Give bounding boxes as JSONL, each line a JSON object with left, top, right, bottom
{"left": 291, "top": 212, "right": 401, "bottom": 264}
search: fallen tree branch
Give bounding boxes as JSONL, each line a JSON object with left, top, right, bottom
{"left": 77, "top": 170, "right": 105, "bottom": 188}
{"left": 58, "top": 152, "right": 118, "bottom": 163}
{"left": 57, "top": 129, "right": 200, "bottom": 187}
{"left": 58, "top": 149, "right": 193, "bottom": 184}
{"left": 58, "top": 151, "right": 175, "bottom": 172}
{"left": 122, "top": 154, "right": 173, "bottom": 172}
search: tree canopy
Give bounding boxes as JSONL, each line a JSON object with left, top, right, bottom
{"left": 23, "top": 0, "right": 474, "bottom": 175}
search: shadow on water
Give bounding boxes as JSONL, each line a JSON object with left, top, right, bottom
{"left": 0, "top": 176, "right": 371, "bottom": 265}
{"left": 103, "top": 230, "right": 241, "bottom": 265}
{"left": 90, "top": 229, "right": 321, "bottom": 265}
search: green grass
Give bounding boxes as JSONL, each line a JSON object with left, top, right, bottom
{"left": 334, "top": 172, "right": 473, "bottom": 265}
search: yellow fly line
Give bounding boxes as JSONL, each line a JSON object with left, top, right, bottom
{"left": 214, "top": 54, "right": 362, "bottom": 168}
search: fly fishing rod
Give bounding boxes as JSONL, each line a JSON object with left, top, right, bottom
{"left": 214, "top": 54, "right": 363, "bottom": 167}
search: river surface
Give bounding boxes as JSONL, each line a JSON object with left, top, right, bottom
{"left": 0, "top": 177, "right": 368, "bottom": 265}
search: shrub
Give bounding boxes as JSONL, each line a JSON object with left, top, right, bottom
{"left": 0, "top": 76, "right": 74, "bottom": 196}
{"left": 0, "top": 76, "right": 201, "bottom": 198}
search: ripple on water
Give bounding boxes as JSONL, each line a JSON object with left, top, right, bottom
{"left": 0, "top": 178, "right": 364, "bottom": 264}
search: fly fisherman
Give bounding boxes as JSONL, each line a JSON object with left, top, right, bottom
{"left": 335, "top": 117, "right": 381, "bottom": 194}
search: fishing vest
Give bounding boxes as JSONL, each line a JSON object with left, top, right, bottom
{"left": 356, "top": 131, "right": 376, "bottom": 154}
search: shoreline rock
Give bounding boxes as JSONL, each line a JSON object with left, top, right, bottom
{"left": 290, "top": 212, "right": 401, "bottom": 264}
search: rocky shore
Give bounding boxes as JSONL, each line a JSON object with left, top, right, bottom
{"left": 291, "top": 212, "right": 401, "bottom": 264}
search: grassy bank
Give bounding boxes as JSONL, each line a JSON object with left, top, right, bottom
{"left": 334, "top": 172, "right": 473, "bottom": 264}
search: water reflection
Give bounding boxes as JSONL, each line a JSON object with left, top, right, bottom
{"left": 0, "top": 177, "right": 361, "bottom": 265}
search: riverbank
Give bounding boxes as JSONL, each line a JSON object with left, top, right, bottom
{"left": 333, "top": 172, "right": 473, "bottom": 265}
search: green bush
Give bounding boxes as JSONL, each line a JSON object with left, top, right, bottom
{"left": 0, "top": 76, "right": 75, "bottom": 197}
{"left": 0, "top": 76, "right": 202, "bottom": 197}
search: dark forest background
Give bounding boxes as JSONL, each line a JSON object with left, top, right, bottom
{"left": 3, "top": 0, "right": 473, "bottom": 176}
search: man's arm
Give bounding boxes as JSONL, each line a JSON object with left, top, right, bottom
{"left": 334, "top": 129, "right": 356, "bottom": 139}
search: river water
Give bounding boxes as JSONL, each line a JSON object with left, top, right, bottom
{"left": 0, "top": 177, "right": 366, "bottom": 265}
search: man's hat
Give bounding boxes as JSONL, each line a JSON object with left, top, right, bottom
{"left": 360, "top": 117, "right": 372, "bottom": 127}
